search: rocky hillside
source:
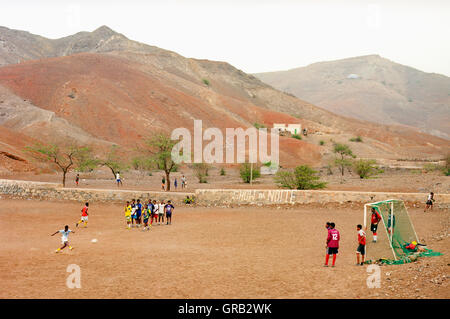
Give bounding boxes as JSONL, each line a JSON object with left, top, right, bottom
{"left": 255, "top": 55, "right": 450, "bottom": 139}
{"left": 0, "top": 26, "right": 448, "bottom": 172}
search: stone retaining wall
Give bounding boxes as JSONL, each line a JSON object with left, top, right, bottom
{"left": 195, "top": 189, "right": 450, "bottom": 208}
{"left": 0, "top": 179, "right": 192, "bottom": 204}
{"left": 1, "top": 179, "right": 449, "bottom": 208}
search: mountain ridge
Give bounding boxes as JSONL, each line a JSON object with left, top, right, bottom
{"left": 0, "top": 26, "right": 448, "bottom": 172}
{"left": 255, "top": 55, "right": 450, "bottom": 139}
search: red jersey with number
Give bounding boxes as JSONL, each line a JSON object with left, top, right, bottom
{"left": 81, "top": 206, "right": 88, "bottom": 216}
{"left": 327, "top": 229, "right": 340, "bottom": 248}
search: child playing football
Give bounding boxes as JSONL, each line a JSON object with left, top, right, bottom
{"left": 165, "top": 200, "right": 174, "bottom": 225}
{"left": 76, "top": 202, "right": 89, "bottom": 228}
{"left": 124, "top": 201, "right": 132, "bottom": 229}
{"left": 370, "top": 207, "right": 382, "bottom": 242}
{"left": 142, "top": 204, "right": 151, "bottom": 231}
{"left": 158, "top": 200, "right": 165, "bottom": 225}
{"left": 356, "top": 224, "right": 366, "bottom": 266}
{"left": 324, "top": 222, "right": 340, "bottom": 267}
{"left": 51, "top": 225, "right": 75, "bottom": 253}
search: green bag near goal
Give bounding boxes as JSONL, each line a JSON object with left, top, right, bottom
{"left": 364, "top": 199, "right": 442, "bottom": 265}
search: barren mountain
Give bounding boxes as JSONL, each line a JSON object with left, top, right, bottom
{"left": 255, "top": 55, "right": 450, "bottom": 139}
{"left": 0, "top": 26, "right": 448, "bottom": 172}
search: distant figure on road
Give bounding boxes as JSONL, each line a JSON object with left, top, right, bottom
{"left": 181, "top": 175, "right": 187, "bottom": 189}
{"left": 161, "top": 176, "right": 166, "bottom": 191}
{"left": 75, "top": 174, "right": 80, "bottom": 186}
{"left": 116, "top": 172, "right": 123, "bottom": 187}
{"left": 424, "top": 192, "right": 435, "bottom": 212}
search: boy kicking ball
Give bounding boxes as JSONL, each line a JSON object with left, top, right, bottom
{"left": 76, "top": 202, "right": 89, "bottom": 228}
{"left": 51, "top": 225, "right": 74, "bottom": 253}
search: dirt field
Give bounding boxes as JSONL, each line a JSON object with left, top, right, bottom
{"left": 0, "top": 199, "right": 448, "bottom": 299}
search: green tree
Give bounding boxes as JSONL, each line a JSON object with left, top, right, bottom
{"left": 240, "top": 163, "right": 261, "bottom": 183}
{"left": 333, "top": 143, "right": 355, "bottom": 176}
{"left": 353, "top": 159, "right": 381, "bottom": 179}
{"left": 26, "top": 143, "right": 94, "bottom": 187}
{"left": 98, "top": 145, "right": 128, "bottom": 179}
{"left": 275, "top": 165, "right": 327, "bottom": 190}
{"left": 143, "top": 132, "right": 179, "bottom": 191}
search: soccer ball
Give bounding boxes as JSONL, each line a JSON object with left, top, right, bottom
{"left": 91, "top": 238, "right": 98, "bottom": 243}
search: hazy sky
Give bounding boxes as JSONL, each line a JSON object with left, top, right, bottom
{"left": 2, "top": 0, "right": 450, "bottom": 75}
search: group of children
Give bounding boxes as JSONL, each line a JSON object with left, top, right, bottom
{"left": 124, "top": 198, "right": 175, "bottom": 230}
{"left": 324, "top": 221, "right": 367, "bottom": 267}
{"left": 324, "top": 207, "right": 386, "bottom": 267}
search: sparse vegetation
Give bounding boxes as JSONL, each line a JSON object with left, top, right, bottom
{"left": 445, "top": 154, "right": 450, "bottom": 176}
{"left": 291, "top": 134, "right": 302, "bottom": 140}
{"left": 253, "top": 122, "right": 266, "bottom": 129}
{"left": 98, "top": 145, "right": 128, "bottom": 179}
{"left": 131, "top": 156, "right": 153, "bottom": 183}
{"left": 239, "top": 163, "right": 260, "bottom": 183}
{"left": 349, "top": 136, "right": 363, "bottom": 142}
{"left": 333, "top": 143, "right": 355, "bottom": 176}
{"left": 25, "top": 143, "right": 95, "bottom": 187}
{"left": 220, "top": 167, "right": 226, "bottom": 176}
{"left": 202, "top": 79, "right": 210, "bottom": 86}
{"left": 353, "top": 159, "right": 382, "bottom": 179}
{"left": 193, "top": 163, "right": 210, "bottom": 183}
{"left": 319, "top": 140, "right": 325, "bottom": 146}
{"left": 275, "top": 165, "right": 327, "bottom": 190}
{"left": 142, "top": 132, "right": 179, "bottom": 191}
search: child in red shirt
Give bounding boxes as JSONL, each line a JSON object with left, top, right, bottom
{"left": 356, "top": 224, "right": 366, "bottom": 265}
{"left": 324, "top": 222, "right": 340, "bottom": 267}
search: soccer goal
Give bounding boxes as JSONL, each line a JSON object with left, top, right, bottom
{"left": 363, "top": 199, "right": 419, "bottom": 262}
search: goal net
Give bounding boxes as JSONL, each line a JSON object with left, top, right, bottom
{"left": 364, "top": 199, "right": 420, "bottom": 263}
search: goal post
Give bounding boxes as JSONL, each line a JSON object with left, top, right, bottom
{"left": 363, "top": 199, "right": 419, "bottom": 261}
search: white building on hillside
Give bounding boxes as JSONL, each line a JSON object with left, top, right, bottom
{"left": 273, "top": 123, "right": 301, "bottom": 135}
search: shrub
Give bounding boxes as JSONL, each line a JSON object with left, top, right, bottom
{"left": 319, "top": 140, "right": 325, "bottom": 146}
{"left": 253, "top": 122, "right": 266, "bottom": 129}
{"left": 350, "top": 136, "right": 363, "bottom": 142}
{"left": 445, "top": 154, "right": 450, "bottom": 176}
{"left": 275, "top": 165, "right": 327, "bottom": 190}
{"left": 240, "top": 163, "right": 261, "bottom": 183}
{"left": 202, "top": 79, "right": 210, "bottom": 86}
{"left": 220, "top": 167, "right": 226, "bottom": 176}
{"left": 292, "top": 134, "right": 302, "bottom": 140}
{"left": 193, "top": 163, "right": 210, "bottom": 183}
{"left": 353, "top": 159, "right": 382, "bottom": 179}
{"left": 423, "top": 163, "right": 441, "bottom": 173}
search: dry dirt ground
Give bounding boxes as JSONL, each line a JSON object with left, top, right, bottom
{"left": 0, "top": 199, "right": 448, "bottom": 299}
